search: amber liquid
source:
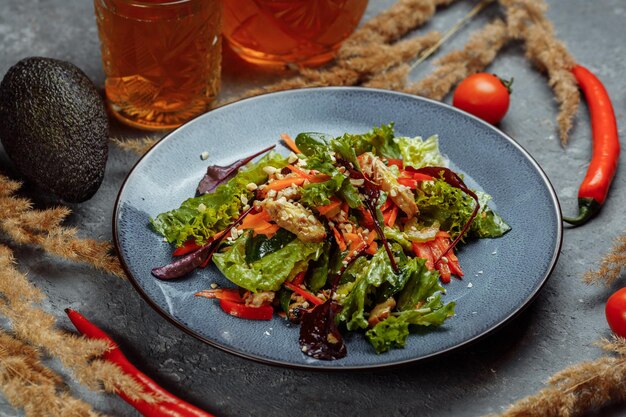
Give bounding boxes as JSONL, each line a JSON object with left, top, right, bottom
{"left": 223, "top": 0, "right": 368, "bottom": 68}
{"left": 94, "top": 0, "right": 222, "bottom": 130}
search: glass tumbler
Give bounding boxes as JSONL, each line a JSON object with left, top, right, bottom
{"left": 94, "top": 0, "right": 222, "bottom": 130}
{"left": 222, "top": 0, "right": 368, "bottom": 68}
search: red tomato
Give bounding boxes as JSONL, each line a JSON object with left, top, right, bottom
{"left": 605, "top": 287, "right": 626, "bottom": 337}
{"left": 452, "top": 73, "right": 511, "bottom": 124}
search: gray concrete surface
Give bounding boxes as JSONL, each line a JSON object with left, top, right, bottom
{"left": 1, "top": 1, "right": 625, "bottom": 416}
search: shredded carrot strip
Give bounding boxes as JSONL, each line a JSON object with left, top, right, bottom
{"left": 285, "top": 164, "right": 312, "bottom": 180}
{"left": 239, "top": 210, "right": 272, "bottom": 229}
{"left": 331, "top": 226, "right": 347, "bottom": 252}
{"left": 387, "top": 206, "right": 398, "bottom": 228}
{"left": 366, "top": 230, "right": 377, "bottom": 245}
{"left": 280, "top": 133, "right": 301, "bottom": 154}
{"left": 253, "top": 223, "right": 280, "bottom": 237}
{"left": 264, "top": 177, "right": 306, "bottom": 192}
{"left": 317, "top": 198, "right": 341, "bottom": 216}
{"left": 366, "top": 241, "right": 378, "bottom": 255}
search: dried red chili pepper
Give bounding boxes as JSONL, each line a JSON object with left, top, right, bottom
{"left": 65, "top": 308, "right": 214, "bottom": 417}
{"left": 563, "top": 65, "right": 620, "bottom": 226}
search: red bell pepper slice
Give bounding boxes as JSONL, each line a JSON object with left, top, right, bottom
{"left": 386, "top": 158, "right": 404, "bottom": 169}
{"left": 284, "top": 282, "right": 324, "bottom": 306}
{"left": 219, "top": 299, "right": 273, "bottom": 320}
{"left": 412, "top": 242, "right": 435, "bottom": 271}
{"left": 291, "top": 271, "right": 306, "bottom": 287}
{"left": 172, "top": 240, "right": 202, "bottom": 257}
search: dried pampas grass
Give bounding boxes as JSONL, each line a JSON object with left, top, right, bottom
{"left": 0, "top": 174, "right": 124, "bottom": 278}
{"left": 490, "top": 337, "right": 626, "bottom": 417}
{"left": 0, "top": 245, "right": 157, "bottom": 404}
{"left": 584, "top": 232, "right": 626, "bottom": 286}
{"left": 499, "top": 0, "right": 579, "bottom": 145}
{"left": 406, "top": 18, "right": 509, "bottom": 100}
{"left": 112, "top": 136, "right": 159, "bottom": 156}
{"left": 0, "top": 331, "right": 103, "bottom": 417}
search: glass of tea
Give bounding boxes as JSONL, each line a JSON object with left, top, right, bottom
{"left": 94, "top": 0, "right": 222, "bottom": 130}
{"left": 222, "top": 0, "right": 368, "bottom": 68}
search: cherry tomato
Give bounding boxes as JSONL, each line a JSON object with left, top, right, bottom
{"left": 605, "top": 287, "right": 626, "bottom": 337}
{"left": 452, "top": 73, "right": 512, "bottom": 124}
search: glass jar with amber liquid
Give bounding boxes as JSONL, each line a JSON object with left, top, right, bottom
{"left": 223, "top": 0, "right": 368, "bottom": 68}
{"left": 94, "top": 0, "right": 222, "bottom": 130}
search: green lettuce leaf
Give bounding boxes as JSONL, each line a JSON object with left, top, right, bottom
{"left": 396, "top": 257, "right": 443, "bottom": 311}
{"left": 212, "top": 233, "right": 323, "bottom": 293}
{"left": 365, "top": 294, "right": 455, "bottom": 353}
{"left": 415, "top": 179, "right": 511, "bottom": 240}
{"left": 337, "top": 245, "right": 403, "bottom": 330}
{"left": 151, "top": 152, "right": 288, "bottom": 246}
{"left": 397, "top": 135, "right": 446, "bottom": 169}
{"left": 300, "top": 173, "right": 344, "bottom": 207}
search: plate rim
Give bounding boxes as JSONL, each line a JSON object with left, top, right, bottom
{"left": 112, "top": 86, "right": 563, "bottom": 370}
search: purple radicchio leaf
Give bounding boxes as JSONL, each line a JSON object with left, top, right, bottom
{"left": 151, "top": 205, "right": 256, "bottom": 280}
{"left": 299, "top": 299, "right": 347, "bottom": 360}
{"left": 196, "top": 145, "right": 276, "bottom": 195}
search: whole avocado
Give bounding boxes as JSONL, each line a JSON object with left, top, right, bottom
{"left": 0, "top": 57, "right": 108, "bottom": 203}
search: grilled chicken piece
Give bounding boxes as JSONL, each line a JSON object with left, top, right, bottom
{"left": 368, "top": 297, "right": 396, "bottom": 327}
{"left": 263, "top": 199, "right": 326, "bottom": 242}
{"left": 360, "top": 152, "right": 418, "bottom": 218}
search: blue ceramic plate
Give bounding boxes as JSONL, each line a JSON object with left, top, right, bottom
{"left": 113, "top": 87, "right": 562, "bottom": 369}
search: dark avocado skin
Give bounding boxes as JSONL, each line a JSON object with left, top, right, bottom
{"left": 0, "top": 57, "right": 108, "bottom": 203}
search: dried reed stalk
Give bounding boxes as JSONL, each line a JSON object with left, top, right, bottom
{"left": 0, "top": 174, "right": 124, "bottom": 278}
{"left": 0, "top": 331, "right": 103, "bottom": 417}
{"left": 338, "top": 0, "right": 455, "bottom": 54}
{"left": 406, "top": 18, "right": 509, "bottom": 100}
{"left": 112, "top": 136, "right": 159, "bottom": 156}
{"left": 499, "top": 0, "right": 579, "bottom": 145}
{"left": 0, "top": 244, "right": 157, "bottom": 404}
{"left": 490, "top": 337, "right": 626, "bottom": 417}
{"left": 584, "top": 232, "right": 626, "bottom": 286}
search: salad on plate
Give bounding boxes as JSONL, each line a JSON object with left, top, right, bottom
{"left": 150, "top": 124, "right": 510, "bottom": 360}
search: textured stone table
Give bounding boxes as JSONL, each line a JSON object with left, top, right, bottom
{"left": 1, "top": 1, "right": 625, "bottom": 416}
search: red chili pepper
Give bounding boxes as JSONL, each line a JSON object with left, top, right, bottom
{"left": 284, "top": 282, "right": 324, "bottom": 306}
{"left": 65, "top": 309, "right": 214, "bottom": 417}
{"left": 172, "top": 240, "right": 202, "bottom": 257}
{"left": 219, "top": 299, "right": 274, "bottom": 320}
{"left": 563, "top": 65, "right": 620, "bottom": 226}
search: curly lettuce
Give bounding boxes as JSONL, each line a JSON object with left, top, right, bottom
{"left": 396, "top": 135, "right": 447, "bottom": 169}
{"left": 415, "top": 179, "right": 511, "bottom": 239}
{"left": 150, "top": 152, "right": 288, "bottom": 246}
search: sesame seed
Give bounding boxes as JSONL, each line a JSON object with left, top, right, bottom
{"left": 200, "top": 151, "right": 209, "bottom": 160}
{"left": 210, "top": 283, "right": 218, "bottom": 289}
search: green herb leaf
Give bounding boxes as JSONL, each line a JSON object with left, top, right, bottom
{"left": 213, "top": 233, "right": 323, "bottom": 293}
{"left": 244, "top": 228, "right": 297, "bottom": 263}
